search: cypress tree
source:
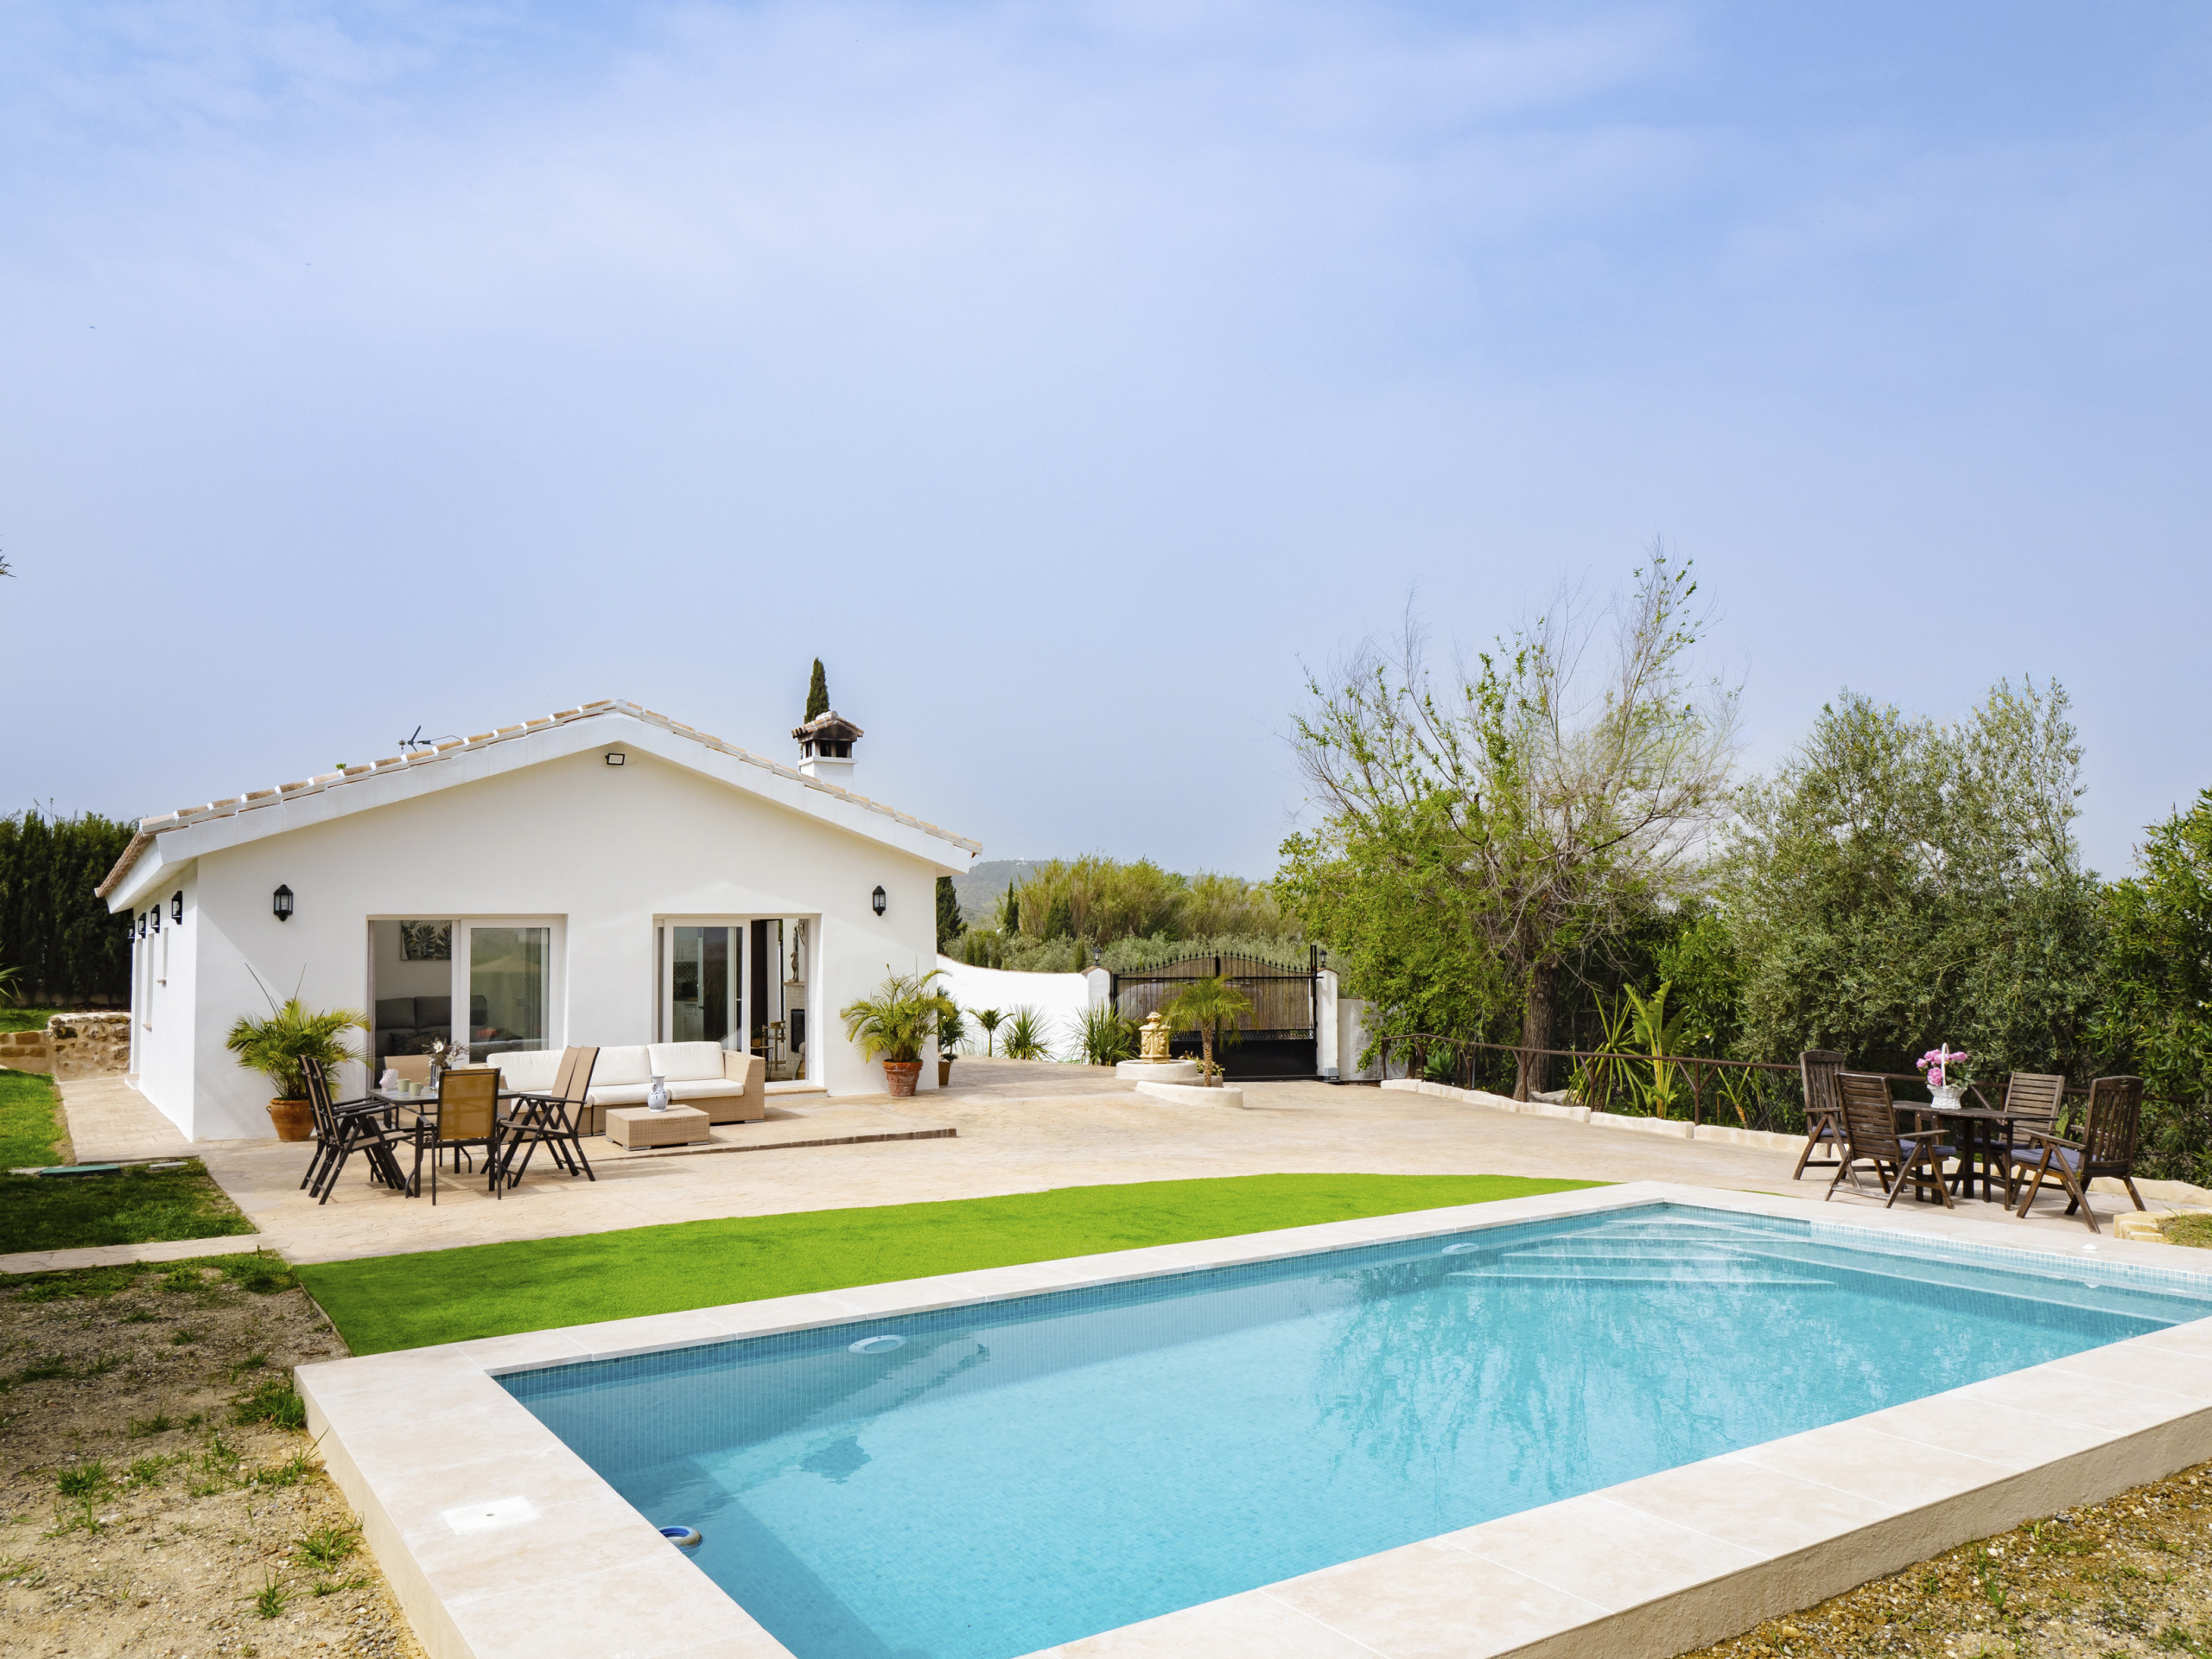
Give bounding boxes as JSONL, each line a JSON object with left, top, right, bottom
{"left": 936, "top": 876, "right": 965, "bottom": 952}
{"left": 1003, "top": 882, "right": 1020, "bottom": 936}
{"left": 804, "top": 658, "right": 830, "bottom": 721}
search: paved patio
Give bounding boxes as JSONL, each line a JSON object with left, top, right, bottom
{"left": 59, "top": 1058, "right": 2193, "bottom": 1267}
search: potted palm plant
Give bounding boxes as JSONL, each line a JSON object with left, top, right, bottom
{"left": 1163, "top": 976, "right": 1252, "bottom": 1086}
{"left": 840, "top": 970, "right": 957, "bottom": 1097}
{"left": 225, "top": 998, "right": 370, "bottom": 1140}
{"left": 937, "top": 1001, "right": 969, "bottom": 1087}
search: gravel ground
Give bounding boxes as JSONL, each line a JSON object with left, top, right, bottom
{"left": 1677, "top": 1460, "right": 2212, "bottom": 1658}
{"left": 0, "top": 1256, "right": 426, "bottom": 1659}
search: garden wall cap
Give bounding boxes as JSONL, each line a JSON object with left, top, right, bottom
{"left": 96, "top": 699, "right": 979, "bottom": 898}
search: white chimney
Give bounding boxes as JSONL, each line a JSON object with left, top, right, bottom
{"left": 791, "top": 710, "right": 861, "bottom": 785}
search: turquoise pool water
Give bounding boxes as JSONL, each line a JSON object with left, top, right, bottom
{"left": 502, "top": 1205, "right": 2212, "bottom": 1659}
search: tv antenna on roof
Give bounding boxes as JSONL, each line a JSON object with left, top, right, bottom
{"left": 397, "top": 724, "right": 456, "bottom": 754}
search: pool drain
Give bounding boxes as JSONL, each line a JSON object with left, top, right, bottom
{"left": 849, "top": 1334, "right": 906, "bottom": 1355}
{"left": 660, "top": 1526, "right": 702, "bottom": 1548}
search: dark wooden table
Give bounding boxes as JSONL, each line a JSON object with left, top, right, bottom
{"left": 1911, "top": 1103, "right": 2024, "bottom": 1202}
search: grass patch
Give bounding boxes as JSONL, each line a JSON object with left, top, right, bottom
{"left": 5, "top": 1251, "right": 295, "bottom": 1306}
{"left": 0, "top": 1068, "right": 67, "bottom": 1168}
{"left": 0, "top": 1160, "right": 255, "bottom": 1253}
{"left": 299, "top": 1173, "right": 1599, "bottom": 1354}
{"left": 0, "top": 1007, "right": 73, "bottom": 1035}
{"left": 2162, "top": 1213, "right": 2212, "bottom": 1249}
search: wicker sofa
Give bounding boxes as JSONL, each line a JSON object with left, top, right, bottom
{"left": 494, "top": 1042, "right": 765, "bottom": 1135}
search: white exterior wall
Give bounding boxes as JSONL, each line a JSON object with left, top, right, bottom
{"left": 119, "top": 745, "right": 949, "bottom": 1141}
{"left": 932, "top": 957, "right": 1091, "bottom": 1060}
{"left": 125, "top": 869, "right": 202, "bottom": 1114}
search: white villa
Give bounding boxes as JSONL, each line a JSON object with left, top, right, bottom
{"left": 96, "top": 699, "right": 978, "bottom": 1141}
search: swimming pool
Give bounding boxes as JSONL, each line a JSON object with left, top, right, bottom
{"left": 499, "top": 1203, "right": 2212, "bottom": 1659}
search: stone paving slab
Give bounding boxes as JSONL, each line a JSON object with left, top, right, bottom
{"left": 0, "top": 1232, "right": 268, "bottom": 1276}
{"left": 56, "top": 1073, "right": 193, "bottom": 1162}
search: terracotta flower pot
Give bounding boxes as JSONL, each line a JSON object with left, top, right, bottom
{"left": 882, "top": 1060, "right": 924, "bottom": 1097}
{"left": 268, "top": 1098, "right": 315, "bottom": 1141}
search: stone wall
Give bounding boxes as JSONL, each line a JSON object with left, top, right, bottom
{"left": 0, "top": 1028, "right": 54, "bottom": 1073}
{"left": 50, "top": 1012, "right": 131, "bottom": 1082}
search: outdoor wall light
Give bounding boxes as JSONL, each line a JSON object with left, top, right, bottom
{"left": 871, "top": 885, "right": 887, "bottom": 918}
{"left": 172, "top": 892, "right": 184, "bottom": 924}
{"left": 136, "top": 913, "right": 146, "bottom": 939}
{"left": 149, "top": 906, "right": 161, "bottom": 933}
{"left": 605, "top": 751, "right": 626, "bottom": 766}
{"left": 272, "top": 884, "right": 295, "bottom": 922}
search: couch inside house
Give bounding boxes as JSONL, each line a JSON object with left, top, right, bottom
{"left": 374, "top": 995, "right": 496, "bottom": 1063}
{"left": 491, "top": 1042, "right": 765, "bottom": 1134}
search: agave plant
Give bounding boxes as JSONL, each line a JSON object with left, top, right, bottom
{"left": 225, "top": 999, "right": 369, "bottom": 1101}
{"left": 1075, "top": 1003, "right": 1139, "bottom": 1066}
{"left": 839, "top": 970, "right": 957, "bottom": 1064}
{"left": 1162, "top": 976, "right": 1251, "bottom": 1085}
{"left": 999, "top": 1005, "right": 1056, "bottom": 1061}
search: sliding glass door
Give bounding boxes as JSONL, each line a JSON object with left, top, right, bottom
{"left": 668, "top": 925, "right": 736, "bottom": 1045}
{"left": 468, "top": 925, "right": 550, "bottom": 1058}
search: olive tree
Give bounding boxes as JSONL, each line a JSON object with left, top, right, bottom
{"left": 1281, "top": 554, "right": 1739, "bottom": 1096}
{"left": 1721, "top": 680, "right": 2101, "bottom": 1076}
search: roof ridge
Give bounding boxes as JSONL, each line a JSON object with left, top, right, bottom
{"left": 96, "top": 701, "right": 978, "bottom": 898}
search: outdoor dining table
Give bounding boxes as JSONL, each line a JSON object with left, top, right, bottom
{"left": 1906, "top": 1101, "right": 2027, "bottom": 1202}
{"left": 365, "top": 1087, "right": 538, "bottom": 1195}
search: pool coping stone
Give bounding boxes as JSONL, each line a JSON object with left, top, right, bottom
{"left": 295, "top": 1180, "right": 2212, "bottom": 1659}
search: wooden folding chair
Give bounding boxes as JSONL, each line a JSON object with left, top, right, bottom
{"left": 1793, "top": 1050, "right": 1847, "bottom": 1179}
{"left": 1828, "top": 1071, "right": 1955, "bottom": 1209}
{"left": 2008, "top": 1076, "right": 2147, "bottom": 1234}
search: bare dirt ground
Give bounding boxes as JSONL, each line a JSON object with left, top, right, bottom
{"left": 0, "top": 1255, "right": 425, "bottom": 1659}
{"left": 1679, "top": 1460, "right": 2212, "bottom": 1658}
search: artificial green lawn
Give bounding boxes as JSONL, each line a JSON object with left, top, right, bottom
{"left": 0, "top": 1160, "right": 257, "bottom": 1254}
{"left": 298, "top": 1173, "right": 1599, "bottom": 1355}
{"left": 0, "top": 1067, "right": 68, "bottom": 1167}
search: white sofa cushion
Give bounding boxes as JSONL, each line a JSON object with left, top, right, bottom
{"left": 649, "top": 1042, "right": 728, "bottom": 1084}
{"left": 588, "top": 1079, "right": 738, "bottom": 1108}
{"left": 497, "top": 1050, "right": 560, "bottom": 1092}
{"left": 664, "top": 1078, "right": 740, "bottom": 1102}
{"left": 592, "top": 1046, "right": 652, "bottom": 1087}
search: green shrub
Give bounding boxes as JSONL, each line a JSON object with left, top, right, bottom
{"left": 1075, "top": 1004, "right": 1138, "bottom": 1066}
{"left": 999, "top": 1006, "right": 1057, "bottom": 1061}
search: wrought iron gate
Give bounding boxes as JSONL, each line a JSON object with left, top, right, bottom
{"left": 1109, "top": 949, "right": 1320, "bottom": 1079}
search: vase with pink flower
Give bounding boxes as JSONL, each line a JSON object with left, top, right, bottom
{"left": 1916, "top": 1043, "right": 1973, "bottom": 1108}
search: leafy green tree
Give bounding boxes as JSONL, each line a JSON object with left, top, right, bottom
{"left": 804, "top": 658, "right": 830, "bottom": 721}
{"left": 1001, "top": 882, "right": 1020, "bottom": 935}
{"left": 1043, "top": 893, "right": 1074, "bottom": 940}
{"left": 935, "top": 876, "right": 964, "bottom": 952}
{"left": 2094, "top": 789, "right": 2212, "bottom": 1117}
{"left": 1721, "top": 680, "right": 2101, "bottom": 1077}
{"left": 1282, "top": 555, "right": 1738, "bottom": 1096}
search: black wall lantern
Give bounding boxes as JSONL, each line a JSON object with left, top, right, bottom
{"left": 172, "top": 891, "right": 184, "bottom": 925}
{"left": 871, "top": 885, "right": 887, "bottom": 917}
{"left": 272, "top": 884, "right": 295, "bottom": 922}
{"left": 136, "top": 912, "right": 146, "bottom": 940}
{"left": 149, "top": 906, "right": 161, "bottom": 934}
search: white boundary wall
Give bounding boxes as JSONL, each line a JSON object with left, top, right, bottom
{"left": 932, "top": 957, "right": 1101, "bottom": 1059}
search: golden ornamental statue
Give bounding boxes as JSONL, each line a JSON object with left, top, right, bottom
{"left": 1137, "top": 1010, "right": 1173, "bottom": 1064}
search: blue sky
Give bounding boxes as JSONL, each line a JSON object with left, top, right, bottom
{"left": 5, "top": 2, "right": 2209, "bottom": 880}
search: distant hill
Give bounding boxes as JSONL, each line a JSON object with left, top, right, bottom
{"left": 951, "top": 859, "right": 1038, "bottom": 926}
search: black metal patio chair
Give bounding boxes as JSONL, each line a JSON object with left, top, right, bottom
{"left": 300, "top": 1057, "right": 411, "bottom": 1205}
{"left": 494, "top": 1046, "right": 599, "bottom": 1192}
